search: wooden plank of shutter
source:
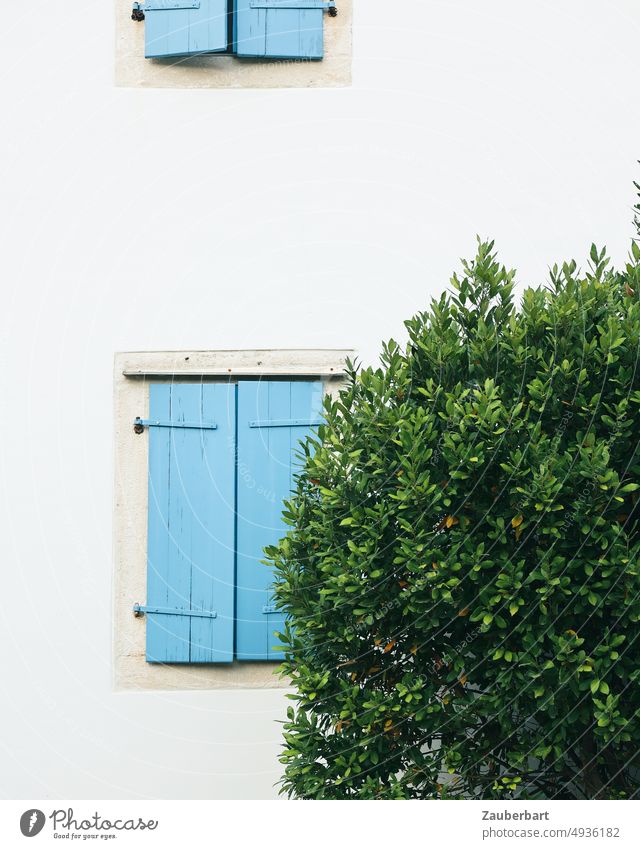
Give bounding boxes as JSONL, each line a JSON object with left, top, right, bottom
{"left": 236, "top": 380, "right": 323, "bottom": 660}
{"left": 145, "top": 383, "right": 235, "bottom": 663}
{"left": 234, "top": 0, "right": 324, "bottom": 59}
{"left": 145, "top": 0, "right": 229, "bottom": 58}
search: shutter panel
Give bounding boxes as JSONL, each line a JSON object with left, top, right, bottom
{"left": 236, "top": 380, "right": 323, "bottom": 660}
{"left": 144, "top": 0, "right": 228, "bottom": 59}
{"left": 145, "top": 383, "right": 235, "bottom": 663}
{"left": 234, "top": 0, "right": 325, "bottom": 59}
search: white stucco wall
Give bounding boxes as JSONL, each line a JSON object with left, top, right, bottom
{"left": 1, "top": 0, "right": 639, "bottom": 801}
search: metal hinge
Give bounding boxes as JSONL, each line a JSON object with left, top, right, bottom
{"left": 134, "top": 416, "right": 218, "bottom": 434}
{"left": 262, "top": 604, "right": 278, "bottom": 614}
{"left": 248, "top": 418, "right": 322, "bottom": 428}
{"left": 133, "top": 603, "right": 217, "bottom": 619}
{"left": 250, "top": 0, "right": 337, "bottom": 13}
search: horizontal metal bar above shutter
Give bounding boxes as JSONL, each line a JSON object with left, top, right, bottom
{"left": 248, "top": 418, "right": 323, "bottom": 428}
{"left": 249, "top": 0, "right": 334, "bottom": 7}
{"left": 134, "top": 604, "right": 217, "bottom": 619}
{"left": 143, "top": 0, "right": 200, "bottom": 9}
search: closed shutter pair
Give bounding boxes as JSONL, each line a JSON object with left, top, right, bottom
{"left": 139, "top": 380, "right": 322, "bottom": 663}
{"left": 141, "top": 0, "right": 335, "bottom": 60}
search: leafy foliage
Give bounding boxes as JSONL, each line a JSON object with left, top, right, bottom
{"left": 268, "top": 222, "right": 640, "bottom": 799}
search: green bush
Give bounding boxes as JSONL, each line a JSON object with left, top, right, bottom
{"left": 268, "top": 207, "right": 640, "bottom": 799}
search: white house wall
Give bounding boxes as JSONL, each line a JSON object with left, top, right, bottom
{"left": 1, "top": 0, "right": 639, "bottom": 801}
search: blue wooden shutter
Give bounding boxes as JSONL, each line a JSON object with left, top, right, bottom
{"left": 145, "top": 383, "right": 235, "bottom": 663}
{"left": 144, "top": 0, "right": 228, "bottom": 59}
{"left": 236, "top": 380, "right": 323, "bottom": 660}
{"left": 233, "top": 0, "right": 327, "bottom": 59}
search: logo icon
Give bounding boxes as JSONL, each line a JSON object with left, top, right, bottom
{"left": 20, "top": 810, "right": 45, "bottom": 838}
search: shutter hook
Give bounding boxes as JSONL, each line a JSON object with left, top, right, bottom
{"left": 329, "top": 4, "right": 337, "bottom": 15}
{"left": 131, "top": 2, "right": 145, "bottom": 20}
{"left": 134, "top": 417, "right": 145, "bottom": 434}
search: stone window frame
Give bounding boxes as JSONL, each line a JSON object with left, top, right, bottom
{"left": 115, "top": 0, "right": 353, "bottom": 90}
{"left": 113, "top": 349, "right": 352, "bottom": 691}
